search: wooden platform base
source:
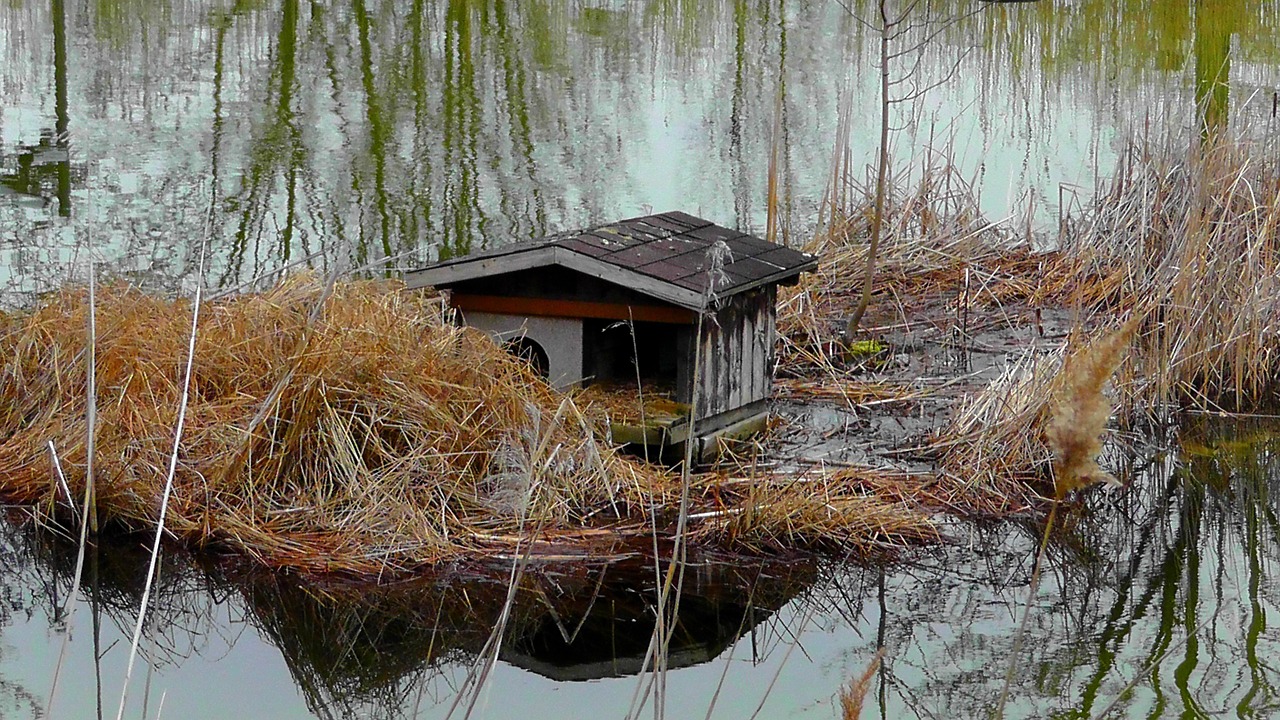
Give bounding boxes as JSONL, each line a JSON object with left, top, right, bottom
{"left": 607, "top": 400, "right": 768, "bottom": 466}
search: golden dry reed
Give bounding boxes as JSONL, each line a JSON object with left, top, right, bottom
{"left": 838, "top": 648, "right": 883, "bottom": 720}
{"left": 707, "top": 468, "right": 938, "bottom": 555}
{"left": 0, "top": 276, "right": 937, "bottom": 578}
{"left": 942, "top": 134, "right": 1280, "bottom": 499}
{"left": 1044, "top": 319, "right": 1135, "bottom": 496}
{"left": 0, "top": 277, "right": 663, "bottom": 577}
{"left": 939, "top": 321, "right": 1134, "bottom": 504}
{"left": 1051, "top": 134, "right": 1280, "bottom": 414}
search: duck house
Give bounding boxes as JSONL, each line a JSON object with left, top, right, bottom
{"left": 404, "top": 211, "right": 817, "bottom": 460}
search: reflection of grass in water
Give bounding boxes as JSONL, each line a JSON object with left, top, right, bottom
{"left": 23, "top": 528, "right": 818, "bottom": 720}
{"left": 859, "top": 419, "right": 1280, "bottom": 717}
{"left": 1047, "top": 422, "right": 1280, "bottom": 718}
{"left": 237, "top": 573, "right": 487, "bottom": 719}
{"left": 0, "top": 529, "right": 45, "bottom": 718}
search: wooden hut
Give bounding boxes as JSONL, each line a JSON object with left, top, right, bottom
{"left": 404, "top": 211, "right": 817, "bottom": 460}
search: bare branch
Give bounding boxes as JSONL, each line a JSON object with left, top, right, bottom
{"left": 888, "top": 5, "right": 987, "bottom": 60}
{"left": 890, "top": 46, "right": 976, "bottom": 104}
{"left": 833, "top": 0, "right": 877, "bottom": 32}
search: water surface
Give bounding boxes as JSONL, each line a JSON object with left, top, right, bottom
{"left": 5, "top": 2, "right": 1280, "bottom": 718}
{"left": 6, "top": 0, "right": 1278, "bottom": 300}
{"left": 0, "top": 420, "right": 1278, "bottom": 718}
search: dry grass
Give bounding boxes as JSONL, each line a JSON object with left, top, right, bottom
{"left": 0, "top": 276, "right": 941, "bottom": 578}
{"left": 936, "top": 319, "right": 1136, "bottom": 506}
{"left": 574, "top": 381, "right": 689, "bottom": 426}
{"left": 694, "top": 468, "right": 939, "bottom": 555}
{"left": 936, "top": 347, "right": 1062, "bottom": 506}
{"left": 13, "top": 138, "right": 1264, "bottom": 578}
{"left": 777, "top": 156, "right": 1039, "bottom": 380}
{"left": 773, "top": 377, "right": 924, "bottom": 404}
{"left": 1046, "top": 134, "right": 1280, "bottom": 414}
{"left": 839, "top": 648, "right": 884, "bottom": 720}
{"left": 0, "top": 276, "right": 665, "bottom": 577}
{"left": 936, "top": 133, "right": 1280, "bottom": 499}
{"left": 773, "top": 155, "right": 1067, "bottom": 513}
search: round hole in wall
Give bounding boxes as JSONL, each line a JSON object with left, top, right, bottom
{"left": 503, "top": 336, "right": 550, "bottom": 380}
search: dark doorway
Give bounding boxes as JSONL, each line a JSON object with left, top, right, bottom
{"left": 583, "top": 320, "right": 681, "bottom": 385}
{"left": 503, "top": 336, "right": 550, "bottom": 379}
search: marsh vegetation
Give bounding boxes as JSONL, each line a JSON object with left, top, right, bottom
{"left": 4, "top": 0, "right": 1280, "bottom": 718}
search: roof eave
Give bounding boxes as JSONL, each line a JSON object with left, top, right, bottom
{"left": 712, "top": 256, "right": 820, "bottom": 300}
{"left": 404, "top": 247, "right": 818, "bottom": 312}
{"left": 402, "top": 245, "right": 557, "bottom": 290}
{"left": 552, "top": 248, "right": 707, "bottom": 311}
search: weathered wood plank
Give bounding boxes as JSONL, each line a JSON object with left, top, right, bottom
{"left": 451, "top": 294, "right": 696, "bottom": 324}
{"left": 745, "top": 294, "right": 763, "bottom": 404}
{"left": 404, "top": 246, "right": 558, "bottom": 290}
{"left": 696, "top": 318, "right": 720, "bottom": 420}
{"left": 728, "top": 300, "right": 744, "bottom": 411}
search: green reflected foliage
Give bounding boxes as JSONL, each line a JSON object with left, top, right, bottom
{"left": 1050, "top": 422, "right": 1280, "bottom": 718}
{"left": 840, "top": 0, "right": 1279, "bottom": 140}
{"left": 3, "top": 0, "right": 1278, "bottom": 290}
{"left": 858, "top": 419, "right": 1280, "bottom": 717}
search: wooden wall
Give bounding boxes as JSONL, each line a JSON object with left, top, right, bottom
{"left": 687, "top": 286, "right": 775, "bottom": 422}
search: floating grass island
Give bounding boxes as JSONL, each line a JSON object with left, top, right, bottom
{"left": 2, "top": 136, "right": 1278, "bottom": 587}
{"left": 0, "top": 277, "right": 936, "bottom": 581}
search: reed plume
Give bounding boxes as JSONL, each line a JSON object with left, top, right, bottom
{"left": 1044, "top": 319, "right": 1136, "bottom": 497}
{"left": 838, "top": 648, "right": 883, "bottom": 719}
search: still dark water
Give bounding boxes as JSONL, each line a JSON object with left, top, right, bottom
{"left": 5, "top": 1, "right": 1280, "bottom": 718}
{"left": 4, "top": 418, "right": 1280, "bottom": 718}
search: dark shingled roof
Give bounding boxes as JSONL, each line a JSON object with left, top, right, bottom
{"left": 404, "top": 212, "right": 818, "bottom": 311}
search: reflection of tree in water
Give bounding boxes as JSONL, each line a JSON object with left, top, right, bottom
{"left": 2, "top": 0, "right": 821, "bottom": 294}
{"left": 0, "top": 524, "right": 220, "bottom": 718}
{"left": 0, "top": 131, "right": 83, "bottom": 216}
{"left": 865, "top": 420, "right": 1280, "bottom": 717}
{"left": 0, "top": 530, "right": 41, "bottom": 718}
{"left": 841, "top": 0, "right": 1278, "bottom": 135}
{"left": 0, "top": 0, "right": 80, "bottom": 218}
{"left": 1029, "top": 421, "right": 1280, "bottom": 718}
{"left": 4, "top": 0, "right": 1279, "bottom": 298}
{"left": 1007, "top": 0, "right": 1274, "bottom": 132}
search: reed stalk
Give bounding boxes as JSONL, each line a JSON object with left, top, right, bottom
{"left": 115, "top": 241, "right": 207, "bottom": 720}
{"left": 45, "top": 445, "right": 91, "bottom": 716}
{"left": 993, "top": 320, "right": 1134, "bottom": 718}
{"left": 47, "top": 247, "right": 100, "bottom": 717}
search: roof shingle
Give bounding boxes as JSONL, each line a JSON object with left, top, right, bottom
{"left": 406, "top": 212, "right": 818, "bottom": 310}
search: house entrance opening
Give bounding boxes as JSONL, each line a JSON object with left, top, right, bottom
{"left": 503, "top": 337, "right": 551, "bottom": 380}
{"left": 584, "top": 319, "right": 681, "bottom": 389}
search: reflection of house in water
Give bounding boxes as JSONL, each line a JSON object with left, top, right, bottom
{"left": 499, "top": 559, "right": 811, "bottom": 682}
{"left": 17, "top": 523, "right": 815, "bottom": 719}
{"left": 237, "top": 555, "right": 814, "bottom": 714}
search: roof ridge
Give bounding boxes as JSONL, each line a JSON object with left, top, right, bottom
{"left": 404, "top": 213, "right": 818, "bottom": 308}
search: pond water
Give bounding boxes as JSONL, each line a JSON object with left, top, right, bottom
{"left": 5, "top": 0, "right": 1278, "bottom": 300}
{"left": 2, "top": 417, "right": 1280, "bottom": 718}
{"left": 4, "top": 1, "right": 1280, "bottom": 718}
